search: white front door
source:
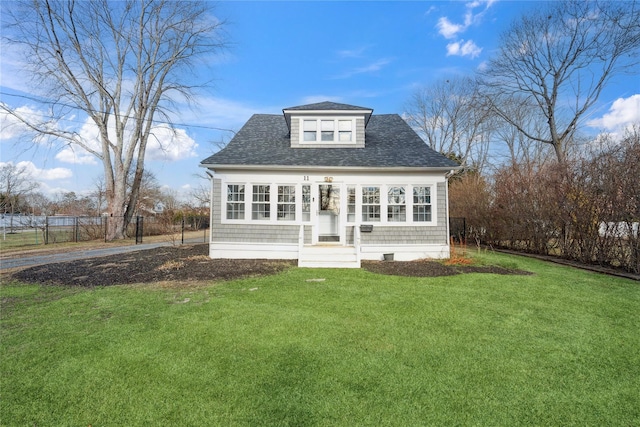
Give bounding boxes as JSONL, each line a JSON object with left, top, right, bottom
{"left": 317, "top": 184, "right": 341, "bottom": 243}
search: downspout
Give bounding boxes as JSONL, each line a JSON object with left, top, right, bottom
{"left": 444, "top": 169, "right": 457, "bottom": 256}
{"left": 206, "top": 171, "right": 214, "bottom": 246}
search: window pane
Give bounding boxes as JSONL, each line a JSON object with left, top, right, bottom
{"left": 302, "top": 185, "right": 311, "bottom": 222}
{"left": 362, "top": 205, "right": 381, "bottom": 222}
{"left": 388, "top": 186, "right": 406, "bottom": 222}
{"left": 413, "top": 205, "right": 432, "bottom": 222}
{"left": 277, "top": 185, "right": 295, "bottom": 221}
{"left": 304, "top": 131, "right": 316, "bottom": 141}
{"left": 339, "top": 131, "right": 352, "bottom": 142}
{"left": 321, "top": 130, "right": 334, "bottom": 141}
{"left": 303, "top": 120, "right": 317, "bottom": 141}
{"left": 321, "top": 120, "right": 334, "bottom": 130}
{"left": 413, "top": 186, "right": 432, "bottom": 222}
{"left": 362, "top": 186, "right": 380, "bottom": 222}
{"left": 252, "top": 185, "right": 270, "bottom": 220}
{"left": 388, "top": 205, "right": 406, "bottom": 222}
{"left": 413, "top": 186, "right": 431, "bottom": 204}
{"left": 226, "top": 184, "right": 245, "bottom": 220}
{"left": 388, "top": 186, "right": 406, "bottom": 204}
{"left": 347, "top": 186, "right": 356, "bottom": 222}
{"left": 338, "top": 120, "right": 352, "bottom": 131}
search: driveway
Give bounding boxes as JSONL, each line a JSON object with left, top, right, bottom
{"left": 0, "top": 238, "right": 206, "bottom": 271}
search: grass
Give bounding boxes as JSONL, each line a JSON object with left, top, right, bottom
{"left": 1, "top": 251, "right": 639, "bottom": 426}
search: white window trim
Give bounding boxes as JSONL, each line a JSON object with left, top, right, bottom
{"left": 221, "top": 181, "right": 437, "bottom": 227}
{"left": 225, "top": 183, "right": 246, "bottom": 221}
{"left": 358, "top": 184, "right": 437, "bottom": 226}
{"left": 298, "top": 117, "right": 357, "bottom": 145}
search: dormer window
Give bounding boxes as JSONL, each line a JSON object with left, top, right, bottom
{"left": 339, "top": 120, "right": 352, "bottom": 142}
{"left": 321, "top": 120, "right": 334, "bottom": 141}
{"left": 303, "top": 120, "right": 317, "bottom": 141}
{"left": 300, "top": 118, "right": 354, "bottom": 144}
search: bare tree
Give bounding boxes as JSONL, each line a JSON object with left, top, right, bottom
{"left": 491, "top": 97, "right": 553, "bottom": 167}
{"left": 0, "top": 162, "right": 39, "bottom": 232}
{"left": 2, "top": 0, "right": 226, "bottom": 239}
{"left": 480, "top": 0, "right": 640, "bottom": 164}
{"left": 404, "top": 76, "right": 494, "bottom": 173}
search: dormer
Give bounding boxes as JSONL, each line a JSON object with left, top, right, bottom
{"left": 283, "top": 101, "right": 373, "bottom": 148}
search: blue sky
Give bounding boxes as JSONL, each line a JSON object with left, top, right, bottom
{"left": 1, "top": 1, "right": 638, "bottom": 200}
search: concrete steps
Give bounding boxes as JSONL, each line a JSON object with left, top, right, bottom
{"left": 298, "top": 245, "right": 360, "bottom": 268}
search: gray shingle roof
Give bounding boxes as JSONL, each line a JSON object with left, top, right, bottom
{"left": 200, "top": 113, "right": 460, "bottom": 169}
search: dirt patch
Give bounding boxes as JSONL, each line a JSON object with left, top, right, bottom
{"left": 9, "top": 244, "right": 532, "bottom": 287}
{"left": 10, "top": 244, "right": 296, "bottom": 287}
{"left": 362, "top": 260, "right": 533, "bottom": 278}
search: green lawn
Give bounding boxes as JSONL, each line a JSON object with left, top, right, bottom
{"left": 2, "top": 252, "right": 639, "bottom": 426}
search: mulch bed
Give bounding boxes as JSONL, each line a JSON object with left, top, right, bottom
{"left": 10, "top": 243, "right": 532, "bottom": 287}
{"left": 362, "top": 260, "right": 533, "bottom": 277}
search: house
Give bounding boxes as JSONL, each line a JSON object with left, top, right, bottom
{"left": 199, "top": 101, "right": 460, "bottom": 268}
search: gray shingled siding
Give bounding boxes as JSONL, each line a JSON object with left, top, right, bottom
{"left": 355, "top": 118, "right": 365, "bottom": 147}
{"left": 290, "top": 118, "right": 300, "bottom": 148}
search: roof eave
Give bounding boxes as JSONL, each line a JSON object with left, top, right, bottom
{"left": 282, "top": 108, "right": 374, "bottom": 128}
{"left": 199, "top": 163, "right": 461, "bottom": 173}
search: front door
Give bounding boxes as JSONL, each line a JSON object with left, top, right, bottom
{"left": 317, "top": 184, "right": 340, "bottom": 243}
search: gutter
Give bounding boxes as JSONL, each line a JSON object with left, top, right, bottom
{"left": 199, "top": 163, "right": 462, "bottom": 174}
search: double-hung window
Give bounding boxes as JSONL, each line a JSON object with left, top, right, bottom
{"left": 321, "top": 120, "right": 334, "bottom": 141}
{"left": 252, "top": 185, "right": 270, "bottom": 220}
{"left": 226, "top": 184, "right": 245, "bottom": 220}
{"left": 413, "top": 186, "right": 432, "bottom": 222}
{"left": 339, "top": 120, "right": 352, "bottom": 142}
{"left": 277, "top": 185, "right": 295, "bottom": 221}
{"left": 387, "top": 186, "right": 406, "bottom": 222}
{"left": 362, "top": 186, "right": 381, "bottom": 222}
{"left": 302, "top": 185, "right": 311, "bottom": 222}
{"left": 347, "top": 186, "right": 356, "bottom": 222}
{"left": 303, "top": 120, "right": 317, "bottom": 141}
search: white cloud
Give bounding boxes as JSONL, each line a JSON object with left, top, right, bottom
{"left": 446, "top": 40, "right": 483, "bottom": 59}
{"left": 587, "top": 94, "right": 640, "bottom": 131}
{"left": 72, "top": 115, "right": 198, "bottom": 163}
{"left": 1, "top": 160, "right": 72, "bottom": 181}
{"left": 55, "top": 147, "right": 98, "bottom": 165}
{"left": 146, "top": 125, "right": 198, "bottom": 162}
{"left": 0, "top": 105, "right": 49, "bottom": 141}
{"left": 436, "top": 0, "right": 496, "bottom": 57}
{"left": 437, "top": 17, "right": 465, "bottom": 39}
